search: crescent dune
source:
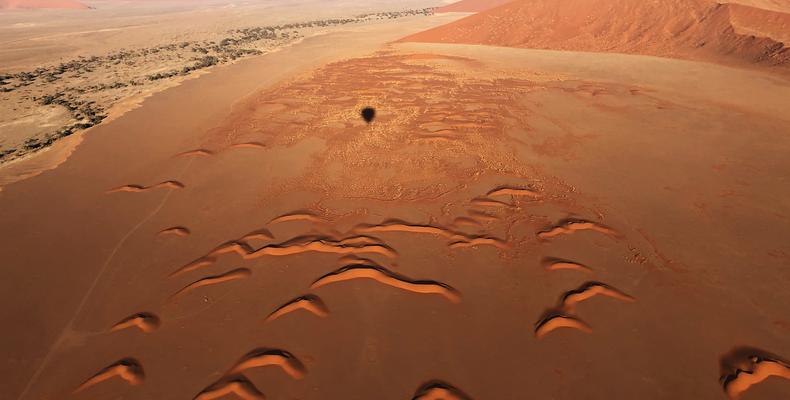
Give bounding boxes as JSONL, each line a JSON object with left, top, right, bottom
{"left": 721, "top": 355, "right": 790, "bottom": 399}
{"left": 171, "top": 268, "right": 251, "bottom": 299}
{"left": 560, "top": 281, "right": 635, "bottom": 311}
{"left": 311, "top": 264, "right": 461, "bottom": 303}
{"left": 265, "top": 294, "right": 329, "bottom": 322}
{"left": 354, "top": 220, "right": 460, "bottom": 239}
{"left": 74, "top": 358, "right": 144, "bottom": 393}
{"left": 230, "top": 142, "right": 266, "bottom": 149}
{"left": 240, "top": 228, "right": 274, "bottom": 241}
{"left": 470, "top": 196, "right": 512, "bottom": 207}
{"left": 107, "top": 180, "right": 184, "bottom": 193}
{"left": 176, "top": 149, "right": 214, "bottom": 157}
{"left": 537, "top": 219, "right": 618, "bottom": 239}
{"left": 412, "top": 380, "right": 473, "bottom": 400}
{"left": 194, "top": 374, "right": 265, "bottom": 400}
{"left": 226, "top": 348, "right": 307, "bottom": 379}
{"left": 487, "top": 186, "right": 541, "bottom": 199}
{"left": 269, "top": 211, "right": 326, "bottom": 225}
{"left": 534, "top": 313, "right": 593, "bottom": 339}
{"left": 110, "top": 312, "right": 160, "bottom": 333}
{"left": 158, "top": 226, "right": 191, "bottom": 237}
{"left": 169, "top": 235, "right": 396, "bottom": 278}
{"left": 353, "top": 220, "right": 506, "bottom": 249}
{"left": 542, "top": 257, "right": 593, "bottom": 273}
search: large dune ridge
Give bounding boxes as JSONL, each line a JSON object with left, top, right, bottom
{"left": 401, "top": 0, "right": 790, "bottom": 70}
{"left": 0, "top": 0, "right": 88, "bottom": 9}
{"left": 724, "top": 0, "right": 790, "bottom": 12}
{"left": 436, "top": 0, "right": 515, "bottom": 13}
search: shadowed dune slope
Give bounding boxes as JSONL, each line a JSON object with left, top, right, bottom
{"left": 0, "top": 0, "right": 88, "bottom": 8}
{"left": 401, "top": 0, "right": 790, "bottom": 70}
{"left": 436, "top": 0, "right": 514, "bottom": 13}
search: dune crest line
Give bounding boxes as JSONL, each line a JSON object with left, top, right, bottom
{"left": 311, "top": 264, "right": 461, "bottom": 303}
{"left": 265, "top": 294, "right": 329, "bottom": 322}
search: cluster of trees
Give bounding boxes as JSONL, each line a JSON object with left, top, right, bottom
{"left": 3, "top": 114, "right": 106, "bottom": 160}
{"left": 225, "top": 7, "right": 434, "bottom": 48}
{"left": 1, "top": 6, "right": 434, "bottom": 92}
{"left": 0, "top": 74, "right": 11, "bottom": 93}
{"left": 0, "top": 92, "right": 108, "bottom": 160}
{"left": 38, "top": 92, "right": 106, "bottom": 126}
{"left": 146, "top": 55, "right": 223, "bottom": 81}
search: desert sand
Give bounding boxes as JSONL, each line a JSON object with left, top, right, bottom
{"left": 434, "top": 0, "right": 514, "bottom": 12}
{"left": 0, "top": 0, "right": 88, "bottom": 9}
{"left": 1, "top": 0, "right": 790, "bottom": 399}
{"left": 403, "top": 0, "right": 790, "bottom": 73}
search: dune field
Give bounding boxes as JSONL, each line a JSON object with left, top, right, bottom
{"left": 1, "top": 0, "right": 789, "bottom": 399}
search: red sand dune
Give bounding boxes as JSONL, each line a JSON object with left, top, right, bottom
{"left": 436, "top": 0, "right": 514, "bottom": 13}
{"left": 0, "top": 0, "right": 88, "bottom": 9}
{"left": 402, "top": 0, "right": 790, "bottom": 69}
{"left": 726, "top": 0, "right": 790, "bottom": 12}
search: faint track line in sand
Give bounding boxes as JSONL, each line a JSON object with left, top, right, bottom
{"left": 16, "top": 159, "right": 194, "bottom": 400}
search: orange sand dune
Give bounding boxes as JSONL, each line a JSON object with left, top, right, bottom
{"left": 723, "top": 359, "right": 790, "bottom": 399}
{"left": 720, "top": 349, "right": 790, "bottom": 398}
{"left": 413, "top": 380, "right": 473, "bottom": 400}
{"left": 402, "top": 0, "right": 790, "bottom": 70}
{"left": 170, "top": 235, "right": 397, "bottom": 277}
{"left": 537, "top": 219, "right": 618, "bottom": 239}
{"left": 194, "top": 375, "right": 265, "bottom": 400}
{"left": 245, "top": 238, "right": 396, "bottom": 260}
{"left": 535, "top": 281, "right": 635, "bottom": 338}
{"left": 240, "top": 228, "right": 274, "bottom": 242}
{"left": 354, "top": 220, "right": 466, "bottom": 239}
{"left": 534, "top": 313, "right": 593, "bottom": 339}
{"left": 171, "top": 268, "right": 252, "bottom": 299}
{"left": 486, "top": 186, "right": 541, "bottom": 199}
{"left": 265, "top": 294, "right": 329, "bottom": 322}
{"left": 448, "top": 237, "right": 508, "bottom": 249}
{"left": 158, "top": 226, "right": 190, "bottom": 237}
{"left": 106, "top": 180, "right": 184, "bottom": 193}
{"left": 227, "top": 349, "right": 306, "bottom": 379}
{"left": 311, "top": 265, "right": 462, "bottom": 303}
{"left": 436, "top": 0, "right": 514, "bottom": 13}
{"left": 0, "top": 0, "right": 87, "bottom": 9}
{"left": 176, "top": 149, "right": 214, "bottom": 158}
{"left": 728, "top": 2, "right": 790, "bottom": 43}
{"left": 469, "top": 196, "right": 511, "bottom": 208}
{"left": 353, "top": 220, "right": 507, "bottom": 249}
{"left": 73, "top": 359, "right": 144, "bottom": 393}
{"left": 559, "top": 281, "right": 636, "bottom": 312}
{"left": 725, "top": 0, "right": 790, "bottom": 12}
{"left": 541, "top": 258, "right": 593, "bottom": 274}
{"left": 110, "top": 312, "right": 160, "bottom": 334}
{"left": 269, "top": 211, "right": 326, "bottom": 225}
